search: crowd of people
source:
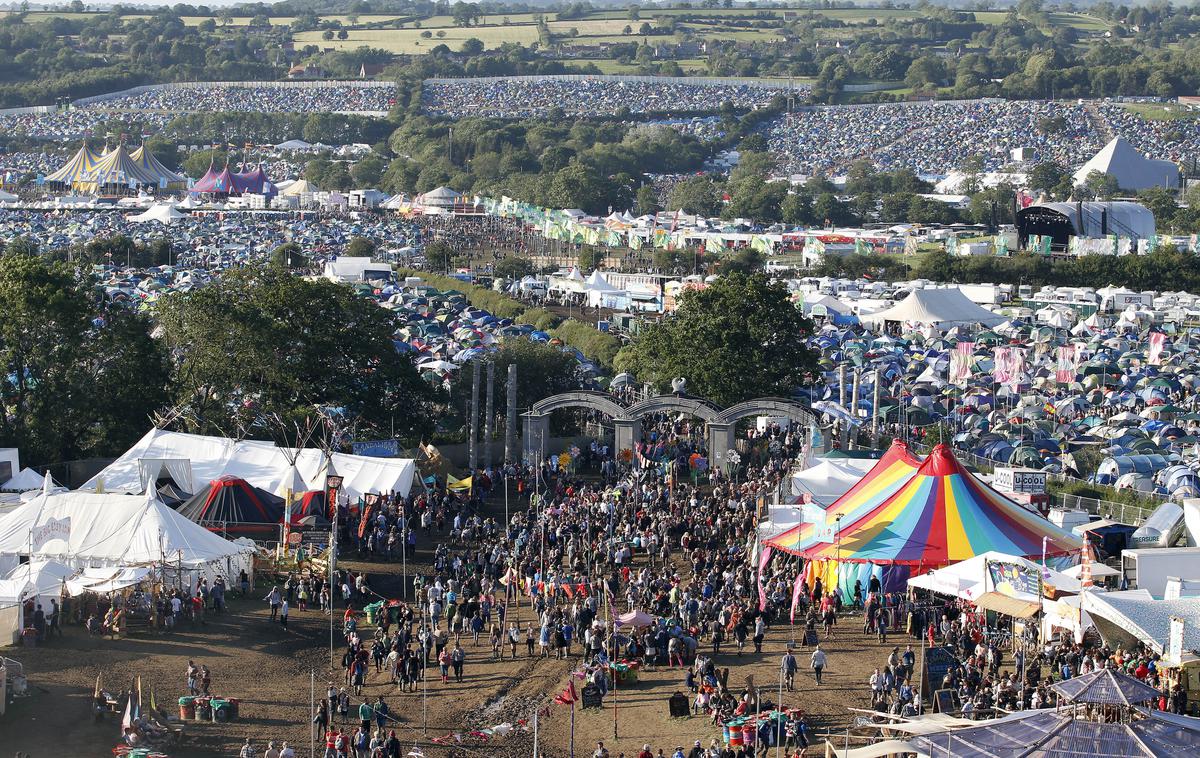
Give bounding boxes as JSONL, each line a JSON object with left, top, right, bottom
{"left": 1097, "top": 101, "right": 1200, "bottom": 164}
{"left": 296, "top": 406, "right": 815, "bottom": 756}
{"left": 0, "top": 110, "right": 171, "bottom": 141}
{"left": 764, "top": 99, "right": 1104, "bottom": 177}
{"left": 85, "top": 84, "right": 397, "bottom": 115}
{"left": 420, "top": 78, "right": 795, "bottom": 118}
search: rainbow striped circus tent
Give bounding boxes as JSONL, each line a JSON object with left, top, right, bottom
{"left": 767, "top": 442, "right": 1083, "bottom": 599}
{"left": 47, "top": 143, "right": 183, "bottom": 192}
{"left": 765, "top": 440, "right": 921, "bottom": 557}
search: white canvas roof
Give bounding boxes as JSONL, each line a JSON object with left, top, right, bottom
{"left": 1081, "top": 589, "right": 1200, "bottom": 655}
{"left": 908, "top": 551, "right": 1081, "bottom": 601}
{"left": 861, "top": 287, "right": 1005, "bottom": 329}
{"left": 82, "top": 428, "right": 415, "bottom": 500}
{"left": 789, "top": 458, "right": 875, "bottom": 506}
{"left": 0, "top": 467, "right": 53, "bottom": 492}
{"left": 4, "top": 560, "right": 75, "bottom": 599}
{"left": 1072, "top": 137, "right": 1179, "bottom": 191}
{"left": 0, "top": 490, "right": 252, "bottom": 569}
{"left": 127, "top": 204, "right": 186, "bottom": 224}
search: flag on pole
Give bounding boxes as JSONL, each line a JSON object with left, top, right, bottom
{"left": 949, "top": 342, "right": 975, "bottom": 386}
{"left": 758, "top": 546, "right": 773, "bottom": 612}
{"left": 554, "top": 681, "right": 578, "bottom": 705}
{"left": 1056, "top": 344, "right": 1076, "bottom": 384}
{"left": 790, "top": 573, "right": 805, "bottom": 624}
{"left": 1149, "top": 331, "right": 1166, "bottom": 365}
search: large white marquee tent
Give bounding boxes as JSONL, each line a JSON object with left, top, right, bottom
{"left": 82, "top": 428, "right": 416, "bottom": 500}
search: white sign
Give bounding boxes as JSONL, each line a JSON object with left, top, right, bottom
{"left": 1168, "top": 616, "right": 1185, "bottom": 665}
{"left": 993, "top": 468, "right": 1047, "bottom": 494}
{"left": 31, "top": 516, "right": 70, "bottom": 551}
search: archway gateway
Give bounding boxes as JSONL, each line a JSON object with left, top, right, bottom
{"left": 521, "top": 392, "right": 817, "bottom": 469}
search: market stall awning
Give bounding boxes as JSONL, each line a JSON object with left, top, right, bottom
{"left": 972, "top": 591, "right": 1041, "bottom": 618}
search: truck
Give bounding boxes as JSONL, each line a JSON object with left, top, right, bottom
{"left": 1121, "top": 547, "right": 1200, "bottom": 597}
{"left": 957, "top": 283, "right": 1009, "bottom": 305}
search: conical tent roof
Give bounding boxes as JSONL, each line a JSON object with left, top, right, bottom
{"left": 74, "top": 144, "right": 162, "bottom": 193}
{"left": 129, "top": 145, "right": 185, "bottom": 185}
{"left": 190, "top": 163, "right": 236, "bottom": 194}
{"left": 799, "top": 443, "right": 1082, "bottom": 565}
{"left": 281, "top": 178, "right": 317, "bottom": 196}
{"left": 1050, "top": 667, "right": 1162, "bottom": 706}
{"left": 765, "top": 440, "right": 921, "bottom": 555}
{"left": 177, "top": 476, "right": 284, "bottom": 536}
{"left": 45, "top": 143, "right": 105, "bottom": 185}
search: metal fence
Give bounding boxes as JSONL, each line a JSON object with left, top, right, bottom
{"left": 1056, "top": 493, "right": 1156, "bottom": 527}
{"left": 423, "top": 73, "right": 807, "bottom": 89}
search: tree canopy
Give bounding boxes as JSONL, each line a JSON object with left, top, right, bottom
{"left": 616, "top": 273, "right": 817, "bottom": 407}
{"left": 0, "top": 254, "right": 171, "bottom": 464}
{"left": 156, "top": 266, "right": 434, "bottom": 444}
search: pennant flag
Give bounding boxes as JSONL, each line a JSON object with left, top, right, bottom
{"left": 1149, "top": 331, "right": 1166, "bottom": 365}
{"left": 1056, "top": 344, "right": 1076, "bottom": 384}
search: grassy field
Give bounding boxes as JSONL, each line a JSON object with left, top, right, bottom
{"left": 1122, "top": 102, "right": 1199, "bottom": 121}
{"left": 296, "top": 26, "right": 541, "bottom": 54}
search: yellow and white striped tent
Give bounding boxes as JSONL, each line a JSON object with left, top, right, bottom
{"left": 129, "top": 146, "right": 186, "bottom": 186}
{"left": 45, "top": 143, "right": 106, "bottom": 186}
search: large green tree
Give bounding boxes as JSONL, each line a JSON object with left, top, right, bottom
{"left": 616, "top": 274, "right": 817, "bottom": 407}
{"left": 156, "top": 267, "right": 434, "bottom": 443}
{"left": 0, "top": 254, "right": 171, "bottom": 464}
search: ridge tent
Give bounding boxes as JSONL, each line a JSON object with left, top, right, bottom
{"left": 177, "top": 476, "right": 285, "bottom": 538}
{"left": 81, "top": 428, "right": 415, "bottom": 501}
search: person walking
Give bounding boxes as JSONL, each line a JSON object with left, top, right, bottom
{"left": 810, "top": 644, "right": 827, "bottom": 685}
{"left": 451, "top": 642, "right": 465, "bottom": 682}
{"left": 266, "top": 586, "right": 281, "bottom": 621}
{"left": 239, "top": 738, "right": 256, "bottom": 758}
{"left": 781, "top": 648, "right": 798, "bottom": 692}
{"left": 373, "top": 696, "right": 389, "bottom": 731}
{"left": 280, "top": 599, "right": 289, "bottom": 630}
{"left": 185, "top": 660, "right": 199, "bottom": 695}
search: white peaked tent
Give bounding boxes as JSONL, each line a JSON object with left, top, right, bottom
{"left": 82, "top": 428, "right": 415, "bottom": 500}
{"left": 584, "top": 270, "right": 624, "bottom": 308}
{"left": 1072, "top": 137, "right": 1179, "bottom": 191}
{"left": 128, "top": 204, "right": 187, "bottom": 224}
{"left": 0, "top": 189, "right": 17, "bottom": 203}
{"left": 789, "top": 458, "right": 876, "bottom": 506}
{"left": 860, "top": 287, "right": 1005, "bottom": 329}
{"left": 907, "top": 551, "right": 1081, "bottom": 601}
{"left": 1, "top": 467, "right": 54, "bottom": 493}
{"left": 281, "top": 179, "right": 317, "bottom": 196}
{"left": 0, "top": 488, "right": 254, "bottom": 595}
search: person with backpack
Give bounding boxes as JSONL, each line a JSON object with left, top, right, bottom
{"left": 810, "top": 644, "right": 828, "bottom": 685}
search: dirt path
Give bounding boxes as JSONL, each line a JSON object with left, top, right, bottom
{"left": 0, "top": 491, "right": 905, "bottom": 757}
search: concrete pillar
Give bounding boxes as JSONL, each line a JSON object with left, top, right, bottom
{"left": 708, "top": 422, "right": 735, "bottom": 471}
{"left": 522, "top": 413, "right": 549, "bottom": 465}
{"left": 614, "top": 417, "right": 641, "bottom": 457}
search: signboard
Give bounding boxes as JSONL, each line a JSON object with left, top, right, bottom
{"left": 668, "top": 691, "right": 690, "bottom": 718}
{"left": 993, "top": 468, "right": 1047, "bottom": 494}
{"left": 0, "top": 461, "right": 10, "bottom": 486}
{"left": 1169, "top": 616, "right": 1185, "bottom": 665}
{"left": 351, "top": 439, "right": 400, "bottom": 457}
{"left": 922, "top": 646, "right": 960, "bottom": 700}
{"left": 31, "top": 516, "right": 70, "bottom": 551}
{"left": 580, "top": 683, "right": 603, "bottom": 710}
{"left": 987, "top": 561, "right": 1042, "bottom": 598}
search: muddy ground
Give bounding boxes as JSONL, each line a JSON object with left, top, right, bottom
{"left": 0, "top": 493, "right": 898, "bottom": 758}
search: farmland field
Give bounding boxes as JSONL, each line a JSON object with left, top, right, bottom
{"left": 295, "top": 26, "right": 540, "bottom": 54}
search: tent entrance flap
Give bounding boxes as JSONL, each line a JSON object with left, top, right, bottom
{"left": 138, "top": 458, "right": 194, "bottom": 495}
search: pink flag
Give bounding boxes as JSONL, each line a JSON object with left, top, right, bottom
{"left": 1149, "top": 332, "right": 1166, "bottom": 366}
{"left": 790, "top": 573, "right": 806, "bottom": 624}
{"left": 1056, "top": 345, "right": 1076, "bottom": 384}
{"left": 758, "top": 546, "right": 773, "bottom": 612}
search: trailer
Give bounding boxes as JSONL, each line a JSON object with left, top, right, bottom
{"left": 1121, "top": 547, "right": 1200, "bottom": 597}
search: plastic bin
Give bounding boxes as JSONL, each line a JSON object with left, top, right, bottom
{"left": 226, "top": 697, "right": 239, "bottom": 721}
{"left": 211, "top": 699, "right": 230, "bottom": 722}
{"left": 178, "top": 697, "right": 196, "bottom": 720}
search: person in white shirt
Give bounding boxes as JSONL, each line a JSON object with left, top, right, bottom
{"left": 279, "top": 742, "right": 295, "bottom": 758}
{"left": 263, "top": 741, "right": 280, "bottom": 758}
{"left": 810, "top": 645, "right": 828, "bottom": 685}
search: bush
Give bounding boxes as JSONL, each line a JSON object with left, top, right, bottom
{"left": 518, "top": 307, "right": 560, "bottom": 332}
{"left": 551, "top": 318, "right": 621, "bottom": 366}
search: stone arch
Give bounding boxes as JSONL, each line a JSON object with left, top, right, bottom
{"left": 523, "top": 391, "right": 631, "bottom": 463}
{"left": 529, "top": 390, "right": 628, "bottom": 419}
{"left": 717, "top": 397, "right": 817, "bottom": 427}
{"left": 626, "top": 395, "right": 721, "bottom": 423}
